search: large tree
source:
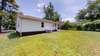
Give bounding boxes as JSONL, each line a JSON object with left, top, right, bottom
{"left": 0, "top": 0, "right": 18, "bottom": 32}
{"left": 76, "top": 9, "right": 87, "bottom": 20}
{"left": 43, "top": 2, "right": 60, "bottom": 22}
{"left": 0, "top": 0, "right": 7, "bottom": 32}
{"left": 76, "top": 0, "right": 100, "bottom": 21}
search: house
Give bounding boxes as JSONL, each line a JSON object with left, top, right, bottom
{"left": 16, "top": 13, "right": 59, "bottom": 36}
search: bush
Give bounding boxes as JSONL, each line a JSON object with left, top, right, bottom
{"left": 96, "top": 29, "right": 100, "bottom": 32}
{"left": 82, "top": 20, "right": 100, "bottom": 31}
{"left": 76, "top": 24, "right": 83, "bottom": 30}
{"left": 60, "top": 20, "right": 100, "bottom": 32}
{"left": 8, "top": 32, "right": 19, "bottom": 39}
{"left": 61, "top": 21, "right": 82, "bottom": 30}
{"left": 61, "top": 21, "right": 71, "bottom": 30}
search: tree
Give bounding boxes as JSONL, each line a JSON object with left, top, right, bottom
{"left": 53, "top": 12, "right": 60, "bottom": 21}
{"left": 43, "top": 2, "right": 60, "bottom": 22}
{"left": 2, "top": 11, "right": 17, "bottom": 30}
{"left": 76, "top": 0, "right": 100, "bottom": 21}
{"left": 43, "top": 2, "right": 54, "bottom": 20}
{"left": 0, "top": 0, "right": 18, "bottom": 31}
{"left": 0, "top": 0, "right": 7, "bottom": 32}
{"left": 76, "top": 9, "right": 87, "bottom": 21}
{"left": 3, "top": 0, "right": 18, "bottom": 30}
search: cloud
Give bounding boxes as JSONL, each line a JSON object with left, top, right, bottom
{"left": 37, "top": 9, "right": 41, "bottom": 12}
{"left": 62, "top": 18, "right": 76, "bottom": 22}
{"left": 37, "top": 3, "right": 45, "bottom": 8}
{"left": 36, "top": 3, "right": 48, "bottom": 12}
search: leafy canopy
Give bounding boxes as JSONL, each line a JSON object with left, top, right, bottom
{"left": 43, "top": 2, "right": 60, "bottom": 22}
{"left": 76, "top": 0, "right": 100, "bottom": 21}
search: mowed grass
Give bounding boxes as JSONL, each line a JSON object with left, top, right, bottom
{"left": 0, "top": 30, "right": 100, "bottom": 56}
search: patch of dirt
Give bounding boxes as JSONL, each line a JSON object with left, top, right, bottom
{"left": 0, "top": 33, "right": 9, "bottom": 39}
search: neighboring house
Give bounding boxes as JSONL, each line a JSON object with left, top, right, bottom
{"left": 16, "top": 13, "right": 59, "bottom": 36}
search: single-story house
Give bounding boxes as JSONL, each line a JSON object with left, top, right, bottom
{"left": 16, "top": 13, "right": 59, "bottom": 36}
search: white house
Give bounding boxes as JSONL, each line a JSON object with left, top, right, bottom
{"left": 16, "top": 13, "right": 59, "bottom": 36}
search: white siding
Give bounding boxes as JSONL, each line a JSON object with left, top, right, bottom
{"left": 16, "top": 17, "right": 58, "bottom": 33}
{"left": 44, "top": 23, "right": 56, "bottom": 30}
{"left": 21, "top": 19, "right": 44, "bottom": 32}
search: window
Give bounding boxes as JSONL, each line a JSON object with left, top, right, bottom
{"left": 41, "top": 22, "right": 44, "bottom": 27}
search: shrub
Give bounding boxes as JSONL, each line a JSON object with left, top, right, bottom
{"left": 61, "top": 21, "right": 71, "bottom": 30}
{"left": 82, "top": 20, "right": 100, "bottom": 31}
{"left": 61, "top": 21, "right": 82, "bottom": 30}
{"left": 61, "top": 20, "right": 100, "bottom": 31}
{"left": 76, "top": 24, "right": 83, "bottom": 30}
{"left": 8, "top": 32, "right": 19, "bottom": 39}
{"left": 95, "top": 29, "right": 100, "bottom": 32}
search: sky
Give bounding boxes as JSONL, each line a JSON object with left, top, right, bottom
{"left": 16, "top": 0, "right": 87, "bottom": 22}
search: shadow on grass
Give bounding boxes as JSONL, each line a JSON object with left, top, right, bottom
{"left": 8, "top": 32, "right": 19, "bottom": 39}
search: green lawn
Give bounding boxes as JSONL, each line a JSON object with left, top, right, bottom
{"left": 0, "top": 30, "right": 100, "bottom": 56}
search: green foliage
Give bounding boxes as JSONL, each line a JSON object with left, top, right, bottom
{"left": 52, "top": 12, "right": 60, "bottom": 21}
{"left": 43, "top": 2, "right": 60, "bottom": 21}
{"left": 43, "top": 2, "right": 54, "bottom": 20}
{"left": 0, "top": 10, "right": 4, "bottom": 16}
{"left": 76, "top": 9, "right": 87, "bottom": 20}
{"left": 2, "top": 11, "right": 17, "bottom": 30}
{"left": 75, "top": 23, "right": 82, "bottom": 30}
{"left": 61, "top": 21, "right": 71, "bottom": 30}
{"left": 61, "top": 19, "right": 100, "bottom": 31}
{"left": 76, "top": 0, "right": 100, "bottom": 21}
{"left": 60, "top": 21, "right": 81, "bottom": 30}
{"left": 75, "top": 0, "right": 100, "bottom": 31}
{"left": 82, "top": 20, "right": 100, "bottom": 31}
{"left": 0, "top": 0, "right": 18, "bottom": 30}
{"left": 8, "top": 0, "right": 16, "bottom": 4}
{"left": 8, "top": 32, "right": 19, "bottom": 39}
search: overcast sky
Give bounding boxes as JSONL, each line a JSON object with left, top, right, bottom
{"left": 16, "top": 0, "right": 87, "bottom": 22}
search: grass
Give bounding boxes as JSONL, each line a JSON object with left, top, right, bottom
{"left": 0, "top": 30, "right": 100, "bottom": 56}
